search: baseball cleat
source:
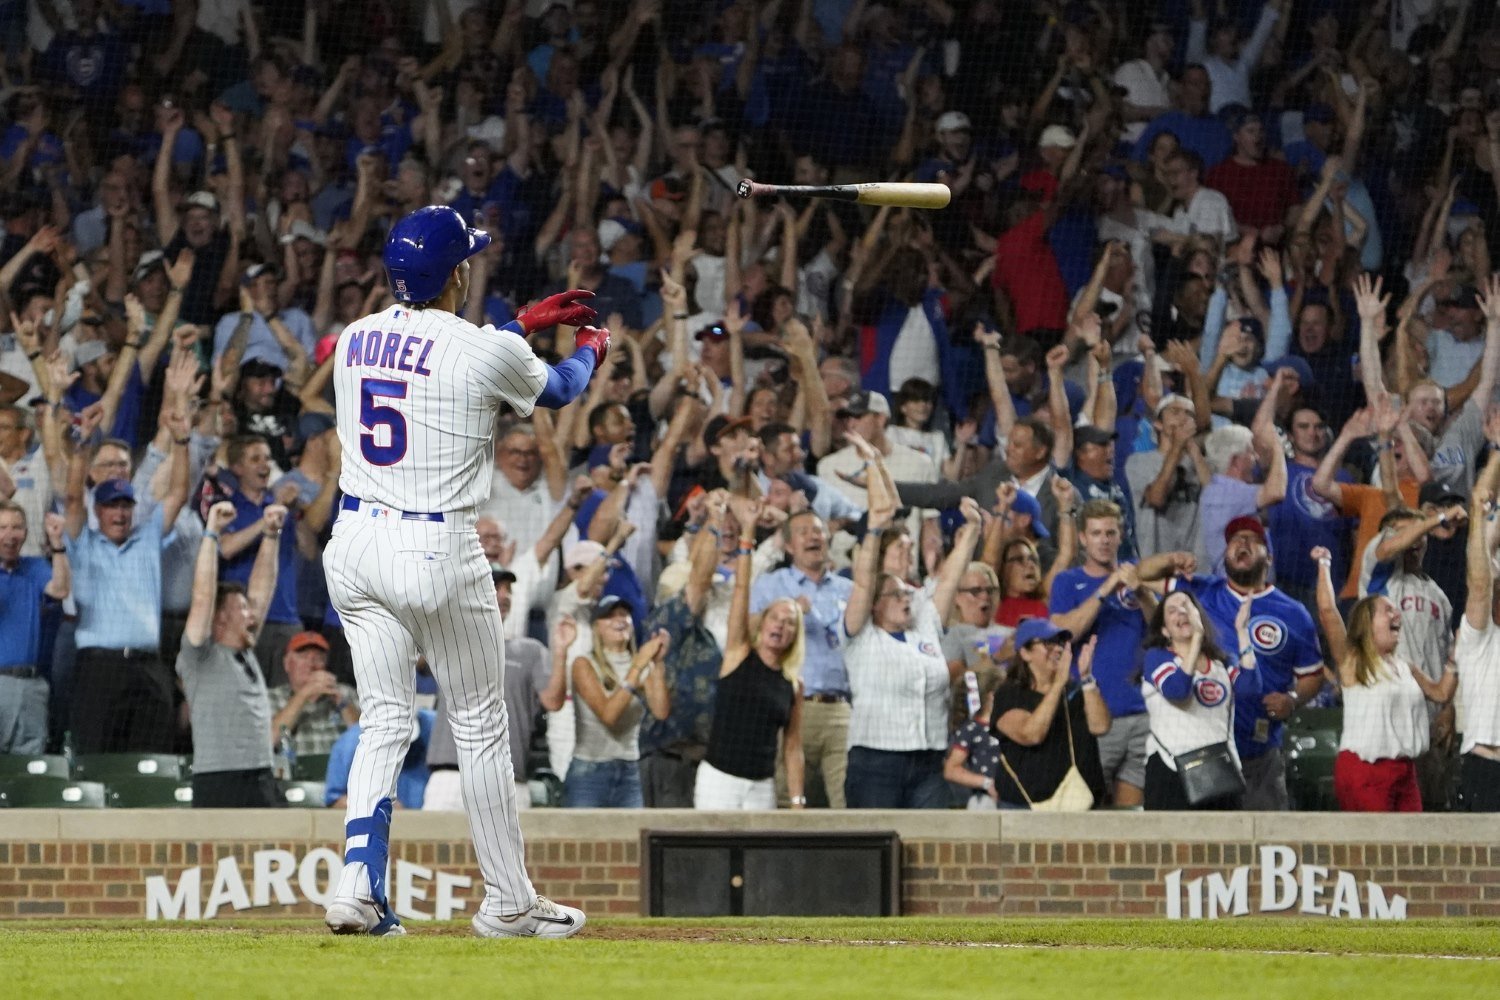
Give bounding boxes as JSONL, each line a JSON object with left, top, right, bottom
{"left": 325, "top": 897, "right": 407, "bottom": 937}
{"left": 471, "top": 896, "right": 587, "bottom": 938}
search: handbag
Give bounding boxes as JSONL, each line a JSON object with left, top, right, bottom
{"left": 1173, "top": 742, "right": 1245, "bottom": 806}
{"left": 998, "top": 693, "right": 1096, "bottom": 812}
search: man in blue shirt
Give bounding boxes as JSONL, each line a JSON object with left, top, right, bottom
{"left": 218, "top": 434, "right": 307, "bottom": 685}
{"left": 751, "top": 510, "right": 853, "bottom": 808}
{"left": 1266, "top": 405, "right": 1350, "bottom": 608}
{"left": 64, "top": 415, "right": 191, "bottom": 754}
{"left": 0, "top": 502, "right": 70, "bottom": 753}
{"left": 1050, "top": 498, "right": 1191, "bottom": 807}
{"left": 1168, "top": 515, "right": 1324, "bottom": 810}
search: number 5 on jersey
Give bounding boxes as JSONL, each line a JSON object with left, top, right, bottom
{"left": 360, "top": 378, "right": 409, "bottom": 465}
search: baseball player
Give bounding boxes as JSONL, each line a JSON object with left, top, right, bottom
{"left": 322, "top": 205, "right": 608, "bottom": 938}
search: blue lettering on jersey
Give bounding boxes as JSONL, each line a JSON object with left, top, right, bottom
{"left": 346, "top": 330, "right": 435, "bottom": 376}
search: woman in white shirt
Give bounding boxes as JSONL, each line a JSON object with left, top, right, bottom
{"left": 840, "top": 440, "right": 980, "bottom": 808}
{"left": 1140, "top": 590, "right": 1258, "bottom": 810}
{"left": 1334, "top": 595, "right": 1457, "bottom": 813}
{"left": 886, "top": 379, "right": 952, "bottom": 479}
{"left": 563, "top": 596, "right": 671, "bottom": 808}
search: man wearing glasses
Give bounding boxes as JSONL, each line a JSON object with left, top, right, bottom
{"left": 485, "top": 424, "right": 564, "bottom": 567}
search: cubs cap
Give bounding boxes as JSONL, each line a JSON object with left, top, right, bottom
{"left": 1014, "top": 617, "right": 1071, "bottom": 649}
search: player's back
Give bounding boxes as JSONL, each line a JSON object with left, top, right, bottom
{"left": 333, "top": 305, "right": 547, "bottom": 513}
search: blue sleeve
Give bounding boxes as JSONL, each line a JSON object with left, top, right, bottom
{"left": 534, "top": 350, "right": 598, "bottom": 408}
{"left": 1198, "top": 286, "right": 1229, "bottom": 372}
{"left": 1232, "top": 659, "right": 1262, "bottom": 701}
{"left": 1265, "top": 286, "right": 1292, "bottom": 363}
{"left": 1145, "top": 648, "right": 1191, "bottom": 700}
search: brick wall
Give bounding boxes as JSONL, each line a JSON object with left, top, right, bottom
{"left": 1, "top": 812, "right": 1495, "bottom": 920}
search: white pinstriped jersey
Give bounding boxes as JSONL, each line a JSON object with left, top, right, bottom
{"left": 333, "top": 305, "right": 547, "bottom": 513}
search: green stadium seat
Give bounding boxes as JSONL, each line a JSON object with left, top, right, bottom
{"left": 281, "top": 781, "right": 327, "bottom": 808}
{"left": 72, "top": 753, "right": 184, "bottom": 782}
{"left": 106, "top": 777, "right": 193, "bottom": 808}
{"left": 0, "top": 777, "right": 107, "bottom": 808}
{"left": 0, "top": 754, "right": 69, "bottom": 779}
{"left": 292, "top": 753, "right": 331, "bottom": 781}
{"left": 1285, "top": 708, "right": 1342, "bottom": 811}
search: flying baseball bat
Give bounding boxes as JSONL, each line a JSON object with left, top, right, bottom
{"left": 735, "top": 178, "right": 950, "bottom": 210}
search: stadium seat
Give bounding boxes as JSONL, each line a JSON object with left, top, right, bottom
{"left": 1285, "top": 708, "right": 1342, "bottom": 811}
{"left": 292, "top": 753, "right": 331, "bottom": 781}
{"left": 0, "top": 777, "right": 107, "bottom": 808}
{"left": 0, "top": 754, "right": 69, "bottom": 779}
{"left": 106, "top": 777, "right": 193, "bottom": 808}
{"left": 72, "top": 753, "right": 185, "bottom": 782}
{"left": 281, "top": 781, "right": 327, "bottom": 808}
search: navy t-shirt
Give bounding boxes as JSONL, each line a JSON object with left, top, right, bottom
{"left": 1049, "top": 565, "right": 1148, "bottom": 717}
{"left": 1265, "top": 462, "right": 1352, "bottom": 590}
{"left": 222, "top": 489, "right": 300, "bottom": 626}
{"left": 1169, "top": 575, "right": 1323, "bottom": 760}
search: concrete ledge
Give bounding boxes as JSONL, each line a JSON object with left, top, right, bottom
{"left": 1252, "top": 812, "right": 1500, "bottom": 845}
{"left": 0, "top": 811, "right": 60, "bottom": 840}
{"left": 1001, "top": 811, "right": 1256, "bottom": 843}
{"left": 16, "top": 809, "right": 1500, "bottom": 844}
{"left": 54, "top": 809, "right": 317, "bottom": 841}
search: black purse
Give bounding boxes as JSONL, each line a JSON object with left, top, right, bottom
{"left": 1173, "top": 742, "right": 1245, "bottom": 806}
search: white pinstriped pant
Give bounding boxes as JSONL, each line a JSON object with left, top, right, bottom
{"left": 324, "top": 504, "right": 535, "bottom": 916}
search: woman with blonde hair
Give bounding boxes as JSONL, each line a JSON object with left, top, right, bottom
{"left": 943, "top": 560, "right": 1013, "bottom": 678}
{"left": 695, "top": 496, "right": 808, "bottom": 810}
{"left": 565, "top": 596, "right": 671, "bottom": 808}
{"left": 1332, "top": 593, "right": 1457, "bottom": 813}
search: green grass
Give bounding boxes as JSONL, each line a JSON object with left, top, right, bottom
{"left": 4, "top": 918, "right": 1498, "bottom": 999}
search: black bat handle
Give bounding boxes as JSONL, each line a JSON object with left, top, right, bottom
{"left": 735, "top": 181, "right": 860, "bottom": 202}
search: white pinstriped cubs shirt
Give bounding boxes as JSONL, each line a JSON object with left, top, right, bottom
{"left": 333, "top": 306, "right": 548, "bottom": 513}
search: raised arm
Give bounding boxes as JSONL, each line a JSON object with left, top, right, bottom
{"left": 1311, "top": 409, "right": 1368, "bottom": 506}
{"left": 1354, "top": 272, "right": 1391, "bottom": 404}
{"left": 152, "top": 111, "right": 183, "bottom": 246}
{"left": 246, "top": 504, "right": 287, "bottom": 633}
{"left": 722, "top": 496, "right": 764, "bottom": 669}
{"left": 683, "top": 492, "right": 726, "bottom": 618}
{"left": 182, "top": 502, "right": 239, "bottom": 647}
{"left": 1045, "top": 344, "right": 1072, "bottom": 468}
{"left": 975, "top": 325, "right": 1017, "bottom": 442}
{"left": 844, "top": 444, "right": 895, "bottom": 637}
{"left": 931, "top": 498, "right": 983, "bottom": 624}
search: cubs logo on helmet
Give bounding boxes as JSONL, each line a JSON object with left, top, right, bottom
{"left": 1250, "top": 616, "right": 1287, "bottom": 653}
{"left": 1194, "top": 676, "right": 1228, "bottom": 707}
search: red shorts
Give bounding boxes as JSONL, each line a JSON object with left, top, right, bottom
{"left": 1334, "top": 750, "right": 1422, "bottom": 813}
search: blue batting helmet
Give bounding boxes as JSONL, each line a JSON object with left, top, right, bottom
{"left": 383, "top": 205, "right": 491, "bottom": 304}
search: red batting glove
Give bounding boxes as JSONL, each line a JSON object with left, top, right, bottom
{"left": 517, "top": 289, "right": 597, "bottom": 334}
{"left": 574, "top": 325, "right": 611, "bottom": 367}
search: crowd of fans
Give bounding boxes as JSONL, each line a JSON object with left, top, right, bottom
{"left": 4, "top": 0, "right": 1500, "bottom": 814}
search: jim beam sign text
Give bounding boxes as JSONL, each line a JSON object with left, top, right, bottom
{"left": 1165, "top": 845, "right": 1406, "bottom": 920}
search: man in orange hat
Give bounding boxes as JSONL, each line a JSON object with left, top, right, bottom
{"left": 267, "top": 630, "right": 360, "bottom": 756}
